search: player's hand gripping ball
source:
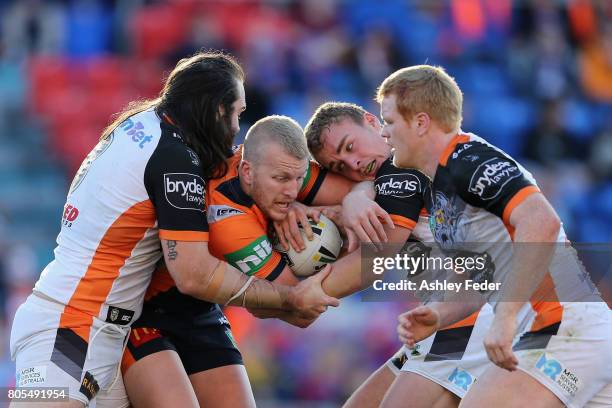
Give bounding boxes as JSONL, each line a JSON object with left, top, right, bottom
{"left": 274, "top": 214, "right": 343, "bottom": 277}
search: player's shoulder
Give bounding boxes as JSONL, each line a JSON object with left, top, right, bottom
{"left": 145, "top": 121, "right": 204, "bottom": 179}
{"left": 445, "top": 133, "right": 522, "bottom": 177}
{"left": 207, "top": 147, "right": 245, "bottom": 194}
{"left": 446, "top": 132, "right": 537, "bottom": 201}
{"left": 374, "top": 157, "right": 429, "bottom": 199}
{"left": 207, "top": 144, "right": 255, "bottom": 223}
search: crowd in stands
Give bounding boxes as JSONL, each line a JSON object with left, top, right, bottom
{"left": 0, "top": 0, "right": 610, "bottom": 405}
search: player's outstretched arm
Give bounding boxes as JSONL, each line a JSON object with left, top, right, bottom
{"left": 322, "top": 223, "right": 410, "bottom": 299}
{"left": 484, "top": 193, "right": 561, "bottom": 371}
{"left": 396, "top": 300, "right": 482, "bottom": 347}
{"left": 162, "top": 240, "right": 339, "bottom": 318}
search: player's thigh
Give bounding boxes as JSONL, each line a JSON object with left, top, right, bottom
{"left": 381, "top": 371, "right": 459, "bottom": 408}
{"left": 343, "top": 364, "right": 396, "bottom": 408}
{"left": 459, "top": 365, "right": 564, "bottom": 408}
{"left": 123, "top": 349, "right": 198, "bottom": 408}
{"left": 189, "top": 364, "right": 255, "bottom": 408}
{"left": 12, "top": 295, "right": 126, "bottom": 407}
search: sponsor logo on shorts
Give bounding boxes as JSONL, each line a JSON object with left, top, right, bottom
{"left": 164, "top": 173, "right": 205, "bottom": 210}
{"left": 391, "top": 350, "right": 408, "bottom": 370}
{"left": 375, "top": 173, "right": 421, "bottom": 198}
{"left": 468, "top": 157, "right": 521, "bottom": 200}
{"left": 448, "top": 367, "right": 474, "bottom": 391}
{"left": 535, "top": 353, "right": 580, "bottom": 397}
{"left": 120, "top": 118, "right": 153, "bottom": 149}
{"left": 62, "top": 204, "right": 79, "bottom": 228}
{"left": 17, "top": 366, "right": 47, "bottom": 387}
{"left": 105, "top": 306, "right": 135, "bottom": 325}
{"left": 79, "top": 371, "right": 99, "bottom": 401}
{"left": 130, "top": 327, "right": 162, "bottom": 348}
{"left": 207, "top": 205, "right": 244, "bottom": 223}
{"left": 225, "top": 328, "right": 238, "bottom": 348}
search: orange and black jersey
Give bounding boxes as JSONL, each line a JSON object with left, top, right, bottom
{"left": 206, "top": 145, "right": 327, "bottom": 281}
{"left": 142, "top": 145, "right": 327, "bottom": 316}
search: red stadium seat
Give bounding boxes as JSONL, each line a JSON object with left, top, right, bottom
{"left": 130, "top": 4, "right": 188, "bottom": 60}
{"left": 28, "top": 56, "right": 70, "bottom": 115}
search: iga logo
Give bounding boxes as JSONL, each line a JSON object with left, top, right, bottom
{"left": 164, "top": 173, "right": 205, "bottom": 210}
{"left": 120, "top": 118, "right": 153, "bottom": 148}
{"left": 468, "top": 157, "right": 520, "bottom": 200}
{"left": 375, "top": 173, "right": 421, "bottom": 198}
{"left": 62, "top": 204, "right": 79, "bottom": 227}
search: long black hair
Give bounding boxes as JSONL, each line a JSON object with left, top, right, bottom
{"left": 101, "top": 50, "right": 244, "bottom": 179}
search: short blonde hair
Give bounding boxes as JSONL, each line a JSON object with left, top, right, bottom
{"left": 376, "top": 65, "right": 463, "bottom": 133}
{"left": 243, "top": 115, "right": 308, "bottom": 163}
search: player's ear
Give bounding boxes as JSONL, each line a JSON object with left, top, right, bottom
{"left": 363, "top": 112, "right": 381, "bottom": 130}
{"left": 415, "top": 112, "right": 430, "bottom": 137}
{"left": 217, "top": 104, "right": 226, "bottom": 122}
{"left": 239, "top": 160, "right": 254, "bottom": 185}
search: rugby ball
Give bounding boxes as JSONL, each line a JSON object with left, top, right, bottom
{"left": 274, "top": 214, "right": 343, "bottom": 277}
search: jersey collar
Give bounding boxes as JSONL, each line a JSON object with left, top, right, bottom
{"left": 438, "top": 134, "right": 470, "bottom": 167}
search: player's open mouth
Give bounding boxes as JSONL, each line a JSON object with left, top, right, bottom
{"left": 276, "top": 202, "right": 290, "bottom": 211}
{"left": 363, "top": 160, "right": 376, "bottom": 176}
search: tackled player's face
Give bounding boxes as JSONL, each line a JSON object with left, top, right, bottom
{"left": 249, "top": 144, "right": 309, "bottom": 222}
{"left": 380, "top": 94, "right": 419, "bottom": 169}
{"left": 315, "top": 115, "right": 390, "bottom": 181}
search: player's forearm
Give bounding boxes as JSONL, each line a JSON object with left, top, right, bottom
{"left": 497, "top": 202, "right": 561, "bottom": 317}
{"left": 321, "top": 251, "right": 365, "bottom": 298}
{"left": 349, "top": 181, "right": 375, "bottom": 199}
{"left": 164, "top": 241, "right": 294, "bottom": 310}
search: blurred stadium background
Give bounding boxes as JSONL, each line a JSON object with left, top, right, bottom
{"left": 0, "top": 0, "right": 611, "bottom": 406}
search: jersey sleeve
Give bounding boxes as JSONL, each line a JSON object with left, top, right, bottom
{"left": 374, "top": 161, "right": 427, "bottom": 230}
{"left": 209, "top": 211, "right": 286, "bottom": 281}
{"left": 144, "top": 143, "right": 209, "bottom": 241}
{"left": 297, "top": 161, "right": 328, "bottom": 205}
{"left": 452, "top": 142, "right": 540, "bottom": 224}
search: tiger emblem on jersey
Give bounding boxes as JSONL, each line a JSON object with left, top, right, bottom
{"left": 429, "top": 191, "right": 465, "bottom": 247}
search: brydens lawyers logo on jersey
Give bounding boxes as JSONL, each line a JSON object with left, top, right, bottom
{"left": 375, "top": 173, "right": 421, "bottom": 198}
{"left": 468, "top": 157, "right": 521, "bottom": 200}
{"left": 164, "top": 173, "right": 205, "bottom": 210}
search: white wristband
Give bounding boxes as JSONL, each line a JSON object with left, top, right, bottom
{"left": 224, "top": 276, "right": 255, "bottom": 306}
